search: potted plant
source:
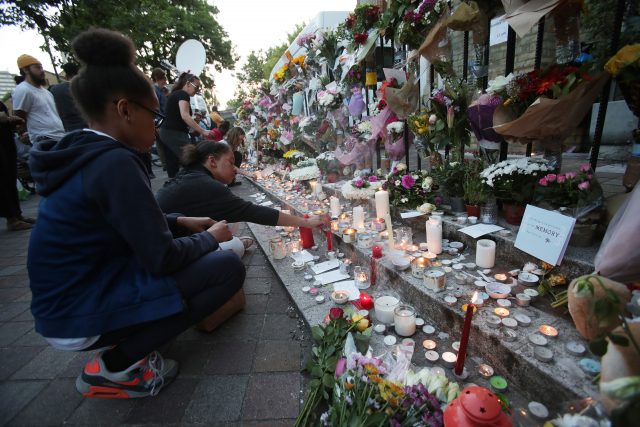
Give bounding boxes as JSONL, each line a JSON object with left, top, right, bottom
{"left": 432, "top": 161, "right": 466, "bottom": 212}
{"left": 462, "top": 159, "right": 487, "bottom": 217}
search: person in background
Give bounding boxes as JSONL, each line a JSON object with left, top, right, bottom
{"left": 159, "top": 73, "right": 209, "bottom": 177}
{"left": 50, "top": 62, "right": 87, "bottom": 132}
{"left": 27, "top": 28, "right": 245, "bottom": 399}
{"left": 156, "top": 141, "right": 328, "bottom": 241}
{"left": 209, "top": 105, "right": 223, "bottom": 129}
{"left": 12, "top": 54, "right": 66, "bottom": 145}
{"left": 224, "top": 126, "right": 247, "bottom": 187}
{"left": 0, "top": 101, "right": 34, "bottom": 231}
{"left": 209, "top": 119, "right": 230, "bottom": 142}
{"left": 150, "top": 68, "right": 169, "bottom": 176}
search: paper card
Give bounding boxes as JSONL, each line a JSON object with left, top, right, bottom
{"left": 383, "top": 68, "right": 407, "bottom": 85}
{"left": 311, "top": 259, "right": 340, "bottom": 275}
{"left": 292, "top": 250, "right": 314, "bottom": 263}
{"left": 315, "top": 270, "right": 350, "bottom": 285}
{"left": 490, "top": 15, "right": 509, "bottom": 46}
{"left": 514, "top": 205, "right": 576, "bottom": 266}
{"left": 262, "top": 166, "right": 275, "bottom": 177}
{"left": 332, "top": 280, "right": 360, "bottom": 301}
{"left": 325, "top": 81, "right": 338, "bottom": 92}
{"left": 458, "top": 224, "right": 505, "bottom": 238}
{"left": 400, "top": 211, "right": 425, "bottom": 219}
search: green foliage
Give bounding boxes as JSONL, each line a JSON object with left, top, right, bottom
{"left": 463, "top": 159, "right": 488, "bottom": 205}
{"left": 1, "top": 0, "right": 237, "bottom": 95}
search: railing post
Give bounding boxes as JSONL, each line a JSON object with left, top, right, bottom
{"left": 500, "top": 27, "right": 517, "bottom": 162}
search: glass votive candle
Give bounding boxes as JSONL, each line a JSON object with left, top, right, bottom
{"left": 374, "top": 291, "right": 400, "bottom": 324}
{"left": 353, "top": 266, "right": 370, "bottom": 290}
{"left": 288, "top": 239, "right": 301, "bottom": 255}
{"left": 371, "top": 217, "right": 386, "bottom": 231}
{"left": 411, "top": 257, "right": 429, "bottom": 279}
{"left": 331, "top": 220, "right": 339, "bottom": 232}
{"left": 394, "top": 226, "right": 413, "bottom": 250}
{"left": 357, "top": 231, "right": 374, "bottom": 249}
{"left": 394, "top": 304, "right": 416, "bottom": 337}
{"left": 342, "top": 228, "right": 357, "bottom": 243}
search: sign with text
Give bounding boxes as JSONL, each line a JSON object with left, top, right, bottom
{"left": 490, "top": 15, "right": 509, "bottom": 46}
{"left": 514, "top": 205, "right": 576, "bottom": 265}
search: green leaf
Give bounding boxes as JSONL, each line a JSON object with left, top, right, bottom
{"left": 594, "top": 299, "right": 614, "bottom": 318}
{"left": 322, "top": 373, "right": 334, "bottom": 388}
{"left": 309, "top": 378, "right": 321, "bottom": 389}
{"left": 310, "top": 366, "right": 323, "bottom": 379}
{"left": 311, "top": 326, "right": 324, "bottom": 342}
{"left": 325, "top": 344, "right": 336, "bottom": 357}
{"left": 589, "top": 337, "right": 609, "bottom": 356}
{"left": 609, "top": 333, "right": 630, "bottom": 347}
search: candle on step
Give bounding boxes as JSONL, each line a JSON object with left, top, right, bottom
{"left": 359, "top": 292, "right": 374, "bottom": 310}
{"left": 426, "top": 217, "right": 442, "bottom": 255}
{"left": 352, "top": 206, "right": 365, "bottom": 230}
{"left": 374, "top": 190, "right": 390, "bottom": 218}
{"left": 454, "top": 292, "right": 481, "bottom": 376}
{"left": 330, "top": 196, "right": 341, "bottom": 217}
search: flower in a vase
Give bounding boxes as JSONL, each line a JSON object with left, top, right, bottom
{"left": 578, "top": 181, "right": 590, "bottom": 190}
{"left": 401, "top": 174, "right": 415, "bottom": 189}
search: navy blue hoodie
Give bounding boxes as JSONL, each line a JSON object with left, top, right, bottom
{"left": 27, "top": 130, "right": 219, "bottom": 338}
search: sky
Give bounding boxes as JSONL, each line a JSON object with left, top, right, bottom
{"left": 0, "top": 0, "right": 356, "bottom": 108}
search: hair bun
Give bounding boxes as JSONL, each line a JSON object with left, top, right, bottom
{"left": 72, "top": 28, "right": 135, "bottom": 67}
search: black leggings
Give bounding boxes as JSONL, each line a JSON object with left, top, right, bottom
{"left": 86, "top": 251, "right": 245, "bottom": 370}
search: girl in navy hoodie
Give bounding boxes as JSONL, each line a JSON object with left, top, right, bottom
{"left": 27, "top": 28, "right": 245, "bottom": 398}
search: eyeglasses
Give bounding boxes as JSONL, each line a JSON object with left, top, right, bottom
{"left": 114, "top": 99, "right": 165, "bottom": 128}
{"left": 188, "top": 81, "right": 201, "bottom": 92}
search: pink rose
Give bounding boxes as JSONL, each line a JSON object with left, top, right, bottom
{"left": 538, "top": 177, "right": 548, "bottom": 186}
{"left": 354, "top": 178, "right": 364, "bottom": 188}
{"left": 368, "top": 175, "right": 378, "bottom": 182}
{"left": 578, "top": 181, "right": 590, "bottom": 190}
{"left": 580, "top": 163, "right": 591, "bottom": 172}
{"left": 587, "top": 174, "right": 593, "bottom": 180}
{"left": 547, "top": 173, "right": 557, "bottom": 183}
{"left": 557, "top": 174, "right": 566, "bottom": 183}
{"left": 401, "top": 174, "right": 415, "bottom": 189}
{"left": 565, "top": 172, "right": 577, "bottom": 179}
{"left": 335, "top": 357, "right": 346, "bottom": 377}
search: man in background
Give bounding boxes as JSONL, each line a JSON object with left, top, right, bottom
{"left": 150, "top": 67, "right": 169, "bottom": 176}
{"left": 12, "top": 54, "right": 65, "bottom": 145}
{"left": 50, "top": 62, "right": 87, "bottom": 132}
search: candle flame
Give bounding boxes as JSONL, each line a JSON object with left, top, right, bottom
{"left": 471, "top": 292, "right": 481, "bottom": 304}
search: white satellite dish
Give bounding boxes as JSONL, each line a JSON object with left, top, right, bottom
{"left": 175, "top": 39, "right": 206, "bottom": 76}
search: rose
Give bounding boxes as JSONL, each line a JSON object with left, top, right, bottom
{"left": 351, "top": 314, "right": 370, "bottom": 332}
{"left": 335, "top": 357, "right": 347, "bottom": 377}
{"left": 368, "top": 175, "right": 378, "bottom": 183}
{"left": 433, "top": 196, "right": 443, "bottom": 205}
{"left": 546, "top": 173, "right": 557, "bottom": 182}
{"left": 396, "top": 163, "right": 407, "bottom": 171}
{"left": 580, "top": 163, "right": 591, "bottom": 172}
{"left": 354, "top": 33, "right": 368, "bottom": 44}
{"left": 401, "top": 174, "right": 415, "bottom": 189}
{"left": 354, "top": 178, "right": 364, "bottom": 188}
{"left": 486, "top": 73, "right": 514, "bottom": 94}
{"left": 429, "top": 114, "right": 437, "bottom": 125}
{"left": 538, "top": 177, "right": 548, "bottom": 186}
{"left": 329, "top": 307, "right": 344, "bottom": 320}
{"left": 565, "top": 171, "right": 577, "bottom": 179}
{"left": 578, "top": 181, "right": 590, "bottom": 190}
{"left": 557, "top": 174, "right": 566, "bottom": 183}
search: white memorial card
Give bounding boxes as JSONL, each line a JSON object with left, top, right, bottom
{"left": 310, "top": 259, "right": 340, "bottom": 275}
{"left": 315, "top": 270, "right": 350, "bottom": 286}
{"left": 515, "top": 205, "right": 576, "bottom": 266}
{"left": 459, "top": 224, "right": 505, "bottom": 238}
{"left": 400, "top": 211, "right": 425, "bottom": 219}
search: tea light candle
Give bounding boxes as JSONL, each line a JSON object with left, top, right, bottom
{"left": 302, "top": 286, "right": 311, "bottom": 293}
{"left": 309, "top": 287, "right": 319, "bottom": 296}
{"left": 566, "top": 341, "right": 586, "bottom": 356}
{"left": 489, "top": 376, "right": 508, "bottom": 392}
{"left": 485, "top": 314, "right": 502, "bottom": 326}
{"left": 330, "top": 291, "right": 349, "bottom": 305}
{"left": 425, "top": 350, "right": 439, "bottom": 362}
{"left": 411, "top": 257, "right": 428, "bottom": 278}
{"left": 422, "top": 340, "right": 437, "bottom": 350}
{"left": 494, "top": 308, "right": 510, "bottom": 318}
{"left": 419, "top": 243, "right": 428, "bottom": 251}
{"left": 374, "top": 324, "right": 386, "bottom": 334}
{"left": 523, "top": 289, "right": 539, "bottom": 298}
{"left": 534, "top": 347, "right": 553, "bottom": 363}
{"left": 342, "top": 228, "right": 357, "bottom": 243}
{"left": 452, "top": 341, "right": 460, "bottom": 351}
{"left": 415, "top": 318, "right": 425, "bottom": 327}
{"left": 528, "top": 333, "right": 548, "bottom": 346}
{"left": 371, "top": 217, "right": 386, "bottom": 231}
{"left": 423, "top": 325, "right": 436, "bottom": 335}
{"left": 478, "top": 364, "right": 494, "bottom": 378}
{"left": 374, "top": 294, "right": 400, "bottom": 324}
{"left": 528, "top": 402, "right": 549, "bottom": 420}
{"left": 516, "top": 293, "right": 531, "bottom": 306}
{"left": 475, "top": 239, "right": 496, "bottom": 269}
{"left": 445, "top": 295, "right": 457, "bottom": 306}
{"left": 514, "top": 313, "right": 532, "bottom": 326}
{"left": 394, "top": 304, "right": 417, "bottom": 337}
{"left": 315, "top": 295, "right": 325, "bottom": 304}
{"left": 441, "top": 352, "right": 457, "bottom": 368}
{"left": 579, "top": 358, "right": 601, "bottom": 375}
{"left": 496, "top": 299, "right": 511, "bottom": 308}
{"left": 494, "top": 273, "right": 508, "bottom": 283}
{"left": 501, "top": 318, "right": 518, "bottom": 328}
{"left": 539, "top": 325, "right": 558, "bottom": 338}
{"left": 423, "top": 251, "right": 438, "bottom": 260}
{"left": 384, "top": 335, "right": 397, "bottom": 346}
{"left": 423, "top": 268, "right": 446, "bottom": 292}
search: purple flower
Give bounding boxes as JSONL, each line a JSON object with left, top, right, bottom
{"left": 335, "top": 358, "right": 346, "bottom": 377}
{"left": 401, "top": 174, "right": 415, "bottom": 189}
{"left": 433, "top": 196, "right": 443, "bottom": 205}
{"left": 368, "top": 175, "right": 378, "bottom": 182}
{"left": 354, "top": 178, "right": 364, "bottom": 188}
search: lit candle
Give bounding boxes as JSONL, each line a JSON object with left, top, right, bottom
{"left": 442, "top": 351, "right": 457, "bottom": 368}
{"left": 393, "top": 304, "right": 416, "bottom": 337}
{"left": 374, "top": 293, "right": 400, "bottom": 324}
{"left": 539, "top": 325, "right": 558, "bottom": 338}
{"left": 329, "top": 196, "right": 341, "bottom": 217}
{"left": 405, "top": 244, "right": 419, "bottom": 254}
{"left": 375, "top": 190, "right": 390, "bottom": 218}
{"left": 326, "top": 229, "right": 333, "bottom": 252}
{"left": 371, "top": 217, "right": 386, "bottom": 232}
{"left": 475, "top": 239, "right": 496, "bottom": 268}
{"left": 494, "top": 307, "right": 510, "bottom": 318}
{"left": 454, "top": 292, "right": 481, "bottom": 376}
{"left": 342, "top": 228, "right": 357, "bottom": 244}
{"left": 426, "top": 217, "right": 443, "bottom": 255}
{"left": 354, "top": 266, "right": 369, "bottom": 290}
{"left": 422, "top": 339, "right": 437, "bottom": 350}
{"left": 411, "top": 257, "right": 428, "bottom": 278}
{"left": 384, "top": 214, "right": 394, "bottom": 250}
{"left": 359, "top": 292, "right": 373, "bottom": 310}
{"left": 299, "top": 214, "right": 315, "bottom": 249}
{"left": 331, "top": 220, "right": 339, "bottom": 232}
{"left": 478, "top": 364, "right": 494, "bottom": 378}
{"left": 494, "top": 273, "right": 508, "bottom": 283}
{"left": 352, "top": 206, "right": 365, "bottom": 230}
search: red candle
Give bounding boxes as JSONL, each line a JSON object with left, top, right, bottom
{"left": 326, "top": 229, "right": 333, "bottom": 252}
{"left": 359, "top": 292, "right": 373, "bottom": 310}
{"left": 372, "top": 245, "right": 383, "bottom": 259}
{"left": 370, "top": 246, "right": 382, "bottom": 287}
{"left": 299, "top": 214, "right": 315, "bottom": 249}
{"left": 455, "top": 292, "right": 480, "bottom": 376}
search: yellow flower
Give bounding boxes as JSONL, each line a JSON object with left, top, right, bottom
{"left": 283, "top": 149, "right": 300, "bottom": 158}
{"left": 351, "top": 314, "right": 370, "bottom": 332}
{"left": 605, "top": 44, "right": 640, "bottom": 76}
{"left": 293, "top": 55, "right": 306, "bottom": 66}
{"left": 549, "top": 273, "right": 567, "bottom": 287}
{"left": 541, "top": 262, "right": 553, "bottom": 271}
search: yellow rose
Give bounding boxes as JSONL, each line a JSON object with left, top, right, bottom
{"left": 351, "top": 314, "right": 369, "bottom": 332}
{"left": 605, "top": 44, "right": 640, "bottom": 76}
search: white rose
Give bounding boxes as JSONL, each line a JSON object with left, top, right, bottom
{"left": 429, "top": 114, "right": 437, "bottom": 124}
{"left": 401, "top": 197, "right": 408, "bottom": 203}
{"left": 396, "top": 163, "right": 407, "bottom": 171}
{"left": 417, "top": 203, "right": 435, "bottom": 214}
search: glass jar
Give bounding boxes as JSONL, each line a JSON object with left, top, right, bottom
{"left": 357, "top": 231, "right": 374, "bottom": 249}
{"left": 480, "top": 199, "right": 498, "bottom": 224}
{"left": 353, "top": 266, "right": 370, "bottom": 290}
{"left": 394, "top": 226, "right": 413, "bottom": 250}
{"left": 394, "top": 304, "right": 416, "bottom": 337}
{"left": 269, "top": 237, "right": 287, "bottom": 260}
{"left": 374, "top": 291, "right": 400, "bottom": 324}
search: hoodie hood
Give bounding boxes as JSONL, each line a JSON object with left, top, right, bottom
{"left": 29, "top": 130, "right": 127, "bottom": 196}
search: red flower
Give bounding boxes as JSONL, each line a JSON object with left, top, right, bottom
{"left": 354, "top": 33, "right": 368, "bottom": 44}
{"left": 329, "top": 307, "right": 344, "bottom": 320}
{"left": 345, "top": 14, "right": 356, "bottom": 29}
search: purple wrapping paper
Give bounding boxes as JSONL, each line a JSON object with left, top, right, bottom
{"left": 468, "top": 104, "right": 504, "bottom": 143}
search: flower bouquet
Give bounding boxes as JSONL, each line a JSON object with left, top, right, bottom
{"left": 341, "top": 173, "right": 383, "bottom": 200}
{"left": 288, "top": 159, "right": 320, "bottom": 181}
{"left": 316, "top": 151, "right": 341, "bottom": 182}
{"left": 480, "top": 158, "right": 552, "bottom": 224}
{"left": 317, "top": 89, "right": 344, "bottom": 111}
{"left": 380, "top": 0, "right": 447, "bottom": 50}
{"left": 337, "top": 4, "right": 382, "bottom": 47}
{"left": 382, "top": 163, "right": 439, "bottom": 209}
{"left": 605, "top": 44, "right": 640, "bottom": 118}
{"left": 282, "top": 149, "right": 307, "bottom": 167}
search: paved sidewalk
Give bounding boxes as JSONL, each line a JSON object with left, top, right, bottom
{"left": 0, "top": 167, "right": 310, "bottom": 426}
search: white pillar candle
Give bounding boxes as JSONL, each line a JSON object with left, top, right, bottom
{"left": 384, "top": 214, "right": 394, "bottom": 249}
{"left": 352, "top": 206, "right": 365, "bottom": 230}
{"left": 394, "top": 305, "right": 416, "bottom": 337}
{"left": 374, "top": 294, "right": 399, "bottom": 324}
{"left": 329, "top": 196, "right": 341, "bottom": 217}
{"left": 476, "top": 239, "right": 496, "bottom": 268}
{"left": 375, "top": 190, "right": 390, "bottom": 219}
{"left": 426, "top": 217, "right": 442, "bottom": 255}
{"left": 309, "top": 180, "right": 317, "bottom": 196}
